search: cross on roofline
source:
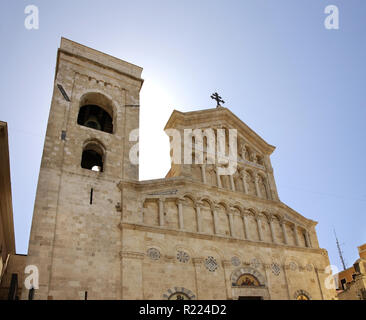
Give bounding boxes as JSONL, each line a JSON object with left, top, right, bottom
{"left": 210, "top": 92, "right": 225, "bottom": 108}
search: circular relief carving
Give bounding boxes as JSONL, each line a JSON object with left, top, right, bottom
{"left": 250, "top": 258, "right": 260, "bottom": 269}
{"left": 306, "top": 264, "right": 313, "bottom": 272}
{"left": 205, "top": 256, "right": 218, "bottom": 272}
{"left": 163, "top": 287, "right": 196, "bottom": 300}
{"left": 147, "top": 248, "right": 160, "bottom": 260}
{"left": 289, "top": 262, "right": 298, "bottom": 271}
{"left": 271, "top": 263, "right": 281, "bottom": 276}
{"left": 177, "top": 250, "right": 190, "bottom": 263}
{"left": 168, "top": 292, "right": 191, "bottom": 300}
{"left": 231, "top": 256, "right": 241, "bottom": 267}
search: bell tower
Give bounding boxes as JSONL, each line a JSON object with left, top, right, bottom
{"left": 23, "top": 38, "right": 143, "bottom": 299}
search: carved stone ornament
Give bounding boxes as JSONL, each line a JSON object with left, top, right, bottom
{"left": 147, "top": 248, "right": 161, "bottom": 260}
{"left": 205, "top": 256, "right": 218, "bottom": 272}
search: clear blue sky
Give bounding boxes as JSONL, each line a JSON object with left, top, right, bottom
{"left": 0, "top": 1, "right": 365, "bottom": 272}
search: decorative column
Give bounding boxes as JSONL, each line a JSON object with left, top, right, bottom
{"left": 216, "top": 168, "right": 222, "bottom": 188}
{"left": 228, "top": 210, "right": 234, "bottom": 237}
{"left": 304, "top": 231, "right": 311, "bottom": 248}
{"left": 242, "top": 214, "right": 249, "bottom": 240}
{"left": 254, "top": 175, "right": 261, "bottom": 198}
{"left": 282, "top": 264, "right": 292, "bottom": 300}
{"left": 306, "top": 231, "right": 312, "bottom": 248}
{"left": 141, "top": 202, "right": 145, "bottom": 224}
{"left": 264, "top": 177, "right": 271, "bottom": 200}
{"left": 201, "top": 164, "right": 207, "bottom": 184}
{"left": 213, "top": 206, "right": 219, "bottom": 234}
{"left": 315, "top": 268, "right": 324, "bottom": 300}
{"left": 195, "top": 202, "right": 202, "bottom": 233}
{"left": 262, "top": 264, "right": 272, "bottom": 300}
{"left": 281, "top": 220, "right": 288, "bottom": 245}
{"left": 120, "top": 251, "right": 145, "bottom": 299}
{"left": 192, "top": 258, "right": 203, "bottom": 299}
{"left": 256, "top": 216, "right": 263, "bottom": 241}
{"left": 293, "top": 224, "right": 299, "bottom": 246}
{"left": 222, "top": 260, "right": 233, "bottom": 300}
{"left": 241, "top": 170, "right": 248, "bottom": 194}
{"left": 158, "top": 198, "right": 165, "bottom": 227}
{"left": 269, "top": 216, "right": 276, "bottom": 243}
{"left": 229, "top": 175, "right": 235, "bottom": 192}
{"left": 176, "top": 199, "right": 184, "bottom": 230}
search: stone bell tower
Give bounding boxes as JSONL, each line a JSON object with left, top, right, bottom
{"left": 22, "top": 38, "right": 143, "bottom": 299}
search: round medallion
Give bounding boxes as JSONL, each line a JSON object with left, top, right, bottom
{"left": 205, "top": 256, "right": 218, "bottom": 272}
{"left": 177, "top": 250, "right": 190, "bottom": 263}
{"left": 289, "top": 262, "right": 297, "bottom": 271}
{"left": 147, "top": 248, "right": 160, "bottom": 260}
{"left": 231, "top": 256, "right": 241, "bottom": 267}
{"left": 168, "top": 292, "right": 190, "bottom": 300}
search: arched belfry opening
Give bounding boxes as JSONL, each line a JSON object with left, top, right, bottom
{"left": 81, "top": 141, "right": 105, "bottom": 172}
{"left": 77, "top": 92, "right": 114, "bottom": 134}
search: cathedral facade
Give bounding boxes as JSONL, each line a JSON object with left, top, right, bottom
{"left": 22, "top": 38, "right": 335, "bottom": 300}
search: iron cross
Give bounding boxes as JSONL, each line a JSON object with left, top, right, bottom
{"left": 210, "top": 92, "right": 225, "bottom": 107}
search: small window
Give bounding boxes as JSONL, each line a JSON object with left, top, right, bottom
{"left": 81, "top": 142, "right": 104, "bottom": 172}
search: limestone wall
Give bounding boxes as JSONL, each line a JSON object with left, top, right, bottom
{"left": 120, "top": 226, "right": 334, "bottom": 300}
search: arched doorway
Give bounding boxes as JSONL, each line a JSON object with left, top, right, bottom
{"left": 231, "top": 267, "right": 270, "bottom": 300}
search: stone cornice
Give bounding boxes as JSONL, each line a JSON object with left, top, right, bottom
{"left": 192, "top": 258, "right": 204, "bottom": 265}
{"left": 57, "top": 38, "right": 143, "bottom": 86}
{"left": 58, "top": 51, "right": 144, "bottom": 90}
{"left": 119, "top": 250, "right": 145, "bottom": 260}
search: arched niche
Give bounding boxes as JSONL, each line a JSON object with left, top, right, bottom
{"left": 200, "top": 199, "right": 214, "bottom": 234}
{"left": 231, "top": 267, "right": 266, "bottom": 287}
{"left": 294, "top": 289, "right": 311, "bottom": 300}
{"left": 81, "top": 140, "right": 105, "bottom": 172}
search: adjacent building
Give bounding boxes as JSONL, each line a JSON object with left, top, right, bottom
{"left": 336, "top": 244, "right": 366, "bottom": 300}
{"left": 0, "top": 121, "right": 15, "bottom": 282}
{"left": 0, "top": 121, "right": 26, "bottom": 300}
